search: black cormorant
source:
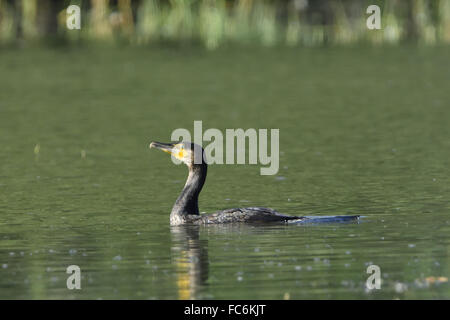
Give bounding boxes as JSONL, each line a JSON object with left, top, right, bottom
{"left": 150, "top": 141, "right": 359, "bottom": 226}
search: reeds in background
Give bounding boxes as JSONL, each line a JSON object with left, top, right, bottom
{"left": 1, "top": 0, "right": 450, "bottom": 48}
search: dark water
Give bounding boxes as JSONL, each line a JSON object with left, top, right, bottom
{"left": 0, "top": 47, "right": 449, "bottom": 299}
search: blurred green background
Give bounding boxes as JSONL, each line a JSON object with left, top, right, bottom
{"left": 1, "top": 0, "right": 450, "bottom": 48}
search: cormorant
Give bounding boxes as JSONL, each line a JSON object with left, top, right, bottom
{"left": 150, "top": 141, "right": 359, "bottom": 226}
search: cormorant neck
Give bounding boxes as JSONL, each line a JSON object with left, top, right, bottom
{"left": 171, "top": 163, "right": 207, "bottom": 219}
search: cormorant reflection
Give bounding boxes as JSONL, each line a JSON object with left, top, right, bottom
{"left": 171, "top": 225, "right": 209, "bottom": 299}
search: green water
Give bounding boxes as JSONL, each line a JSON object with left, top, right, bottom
{"left": 0, "top": 46, "right": 449, "bottom": 299}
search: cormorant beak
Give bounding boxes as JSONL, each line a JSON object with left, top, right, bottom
{"left": 149, "top": 141, "right": 176, "bottom": 155}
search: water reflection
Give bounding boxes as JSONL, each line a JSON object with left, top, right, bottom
{"left": 169, "top": 223, "right": 299, "bottom": 300}
{"left": 171, "top": 225, "right": 209, "bottom": 300}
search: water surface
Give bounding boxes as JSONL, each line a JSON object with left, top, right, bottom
{"left": 0, "top": 46, "right": 449, "bottom": 299}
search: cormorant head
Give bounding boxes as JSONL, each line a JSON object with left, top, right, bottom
{"left": 150, "top": 141, "right": 206, "bottom": 168}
